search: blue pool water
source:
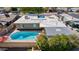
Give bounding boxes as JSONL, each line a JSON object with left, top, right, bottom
{"left": 10, "top": 31, "right": 39, "bottom": 40}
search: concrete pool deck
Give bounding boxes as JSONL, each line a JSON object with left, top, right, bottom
{"left": 0, "top": 41, "right": 36, "bottom": 48}
{"left": 0, "top": 35, "right": 36, "bottom": 47}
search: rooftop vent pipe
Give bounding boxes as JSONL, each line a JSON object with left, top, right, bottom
{"left": 25, "top": 16, "right": 30, "bottom": 19}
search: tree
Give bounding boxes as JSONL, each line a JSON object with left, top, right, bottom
{"left": 48, "top": 34, "right": 74, "bottom": 51}
{"left": 36, "top": 34, "right": 49, "bottom": 51}
{"left": 68, "top": 34, "right": 79, "bottom": 47}
{"left": 36, "top": 34, "right": 77, "bottom": 51}
{"left": 43, "top": 7, "right": 48, "bottom": 12}
{"left": 20, "top": 7, "right": 45, "bottom": 14}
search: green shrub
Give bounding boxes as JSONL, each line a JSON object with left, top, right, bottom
{"left": 48, "top": 34, "right": 74, "bottom": 51}
{"left": 36, "top": 34, "right": 78, "bottom": 51}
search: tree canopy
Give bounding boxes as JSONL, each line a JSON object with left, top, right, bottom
{"left": 36, "top": 34, "right": 78, "bottom": 51}
{"left": 20, "top": 7, "right": 48, "bottom": 14}
{"left": 20, "top": 7, "right": 47, "bottom": 14}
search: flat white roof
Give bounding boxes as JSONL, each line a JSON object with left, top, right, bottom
{"left": 40, "top": 21, "right": 66, "bottom": 27}
{"left": 14, "top": 14, "right": 66, "bottom": 27}
{"left": 45, "top": 27, "right": 72, "bottom": 36}
{"left": 14, "top": 15, "right": 40, "bottom": 23}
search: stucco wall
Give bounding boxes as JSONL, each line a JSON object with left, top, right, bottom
{"left": 16, "top": 23, "right": 40, "bottom": 29}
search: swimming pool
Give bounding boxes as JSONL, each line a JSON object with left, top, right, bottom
{"left": 10, "top": 31, "right": 39, "bottom": 40}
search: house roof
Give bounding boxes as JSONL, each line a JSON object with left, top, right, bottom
{"left": 14, "top": 15, "right": 40, "bottom": 23}
{"left": 40, "top": 21, "right": 66, "bottom": 27}
{"left": 68, "top": 14, "right": 79, "bottom": 19}
{"left": 61, "top": 13, "right": 79, "bottom": 21}
{"left": 14, "top": 14, "right": 66, "bottom": 27}
{"left": 0, "top": 14, "right": 16, "bottom": 22}
{"left": 0, "top": 14, "right": 17, "bottom": 25}
{"left": 45, "top": 27, "right": 72, "bottom": 36}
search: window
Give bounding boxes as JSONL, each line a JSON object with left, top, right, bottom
{"left": 20, "top": 24, "right": 24, "bottom": 28}
{"left": 33, "top": 24, "right": 37, "bottom": 28}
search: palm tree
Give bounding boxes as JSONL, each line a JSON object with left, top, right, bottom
{"left": 36, "top": 34, "right": 49, "bottom": 51}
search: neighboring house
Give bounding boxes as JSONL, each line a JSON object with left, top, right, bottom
{"left": 57, "top": 7, "right": 68, "bottom": 11}
{"left": 71, "top": 8, "right": 79, "bottom": 12}
{"left": 48, "top": 7, "right": 76, "bottom": 13}
{"left": 60, "top": 13, "right": 79, "bottom": 28}
{"left": 4, "top": 7, "right": 11, "bottom": 12}
{"left": 61, "top": 13, "right": 79, "bottom": 21}
{"left": 0, "top": 7, "right": 20, "bottom": 14}
{"left": 0, "top": 13, "right": 20, "bottom": 36}
{"left": 0, "top": 7, "right": 5, "bottom": 14}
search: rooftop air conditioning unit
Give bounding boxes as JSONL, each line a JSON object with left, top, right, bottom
{"left": 25, "top": 16, "right": 30, "bottom": 19}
